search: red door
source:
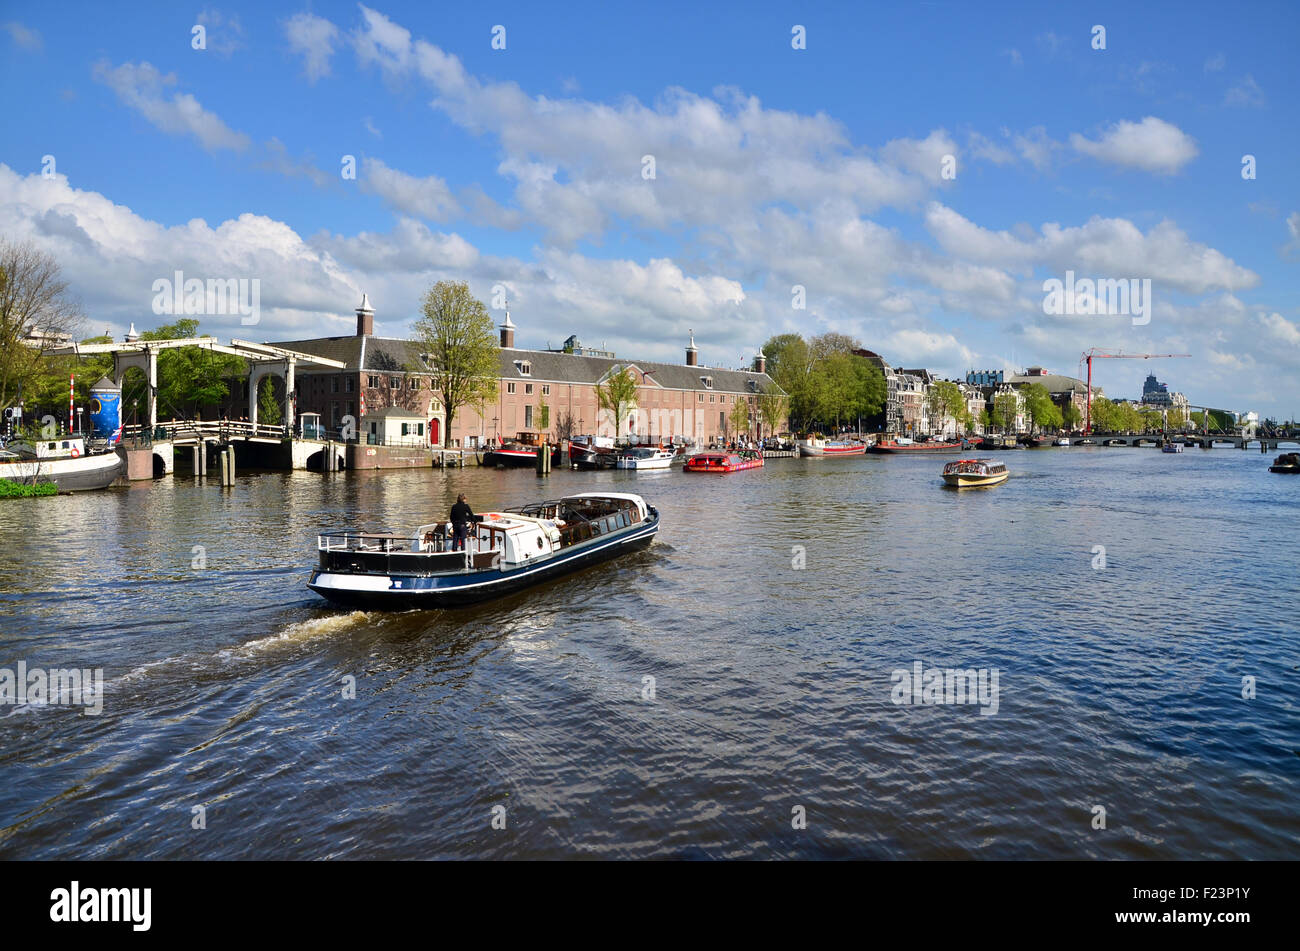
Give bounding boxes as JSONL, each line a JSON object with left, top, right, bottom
{"left": 429, "top": 418, "right": 440, "bottom": 444}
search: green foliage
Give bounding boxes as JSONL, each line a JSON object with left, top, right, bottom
{"left": 412, "top": 281, "right": 500, "bottom": 447}
{"left": 1061, "top": 402, "right": 1082, "bottom": 430}
{"left": 538, "top": 394, "right": 550, "bottom": 432}
{"left": 0, "top": 478, "right": 58, "bottom": 498}
{"left": 760, "top": 333, "right": 882, "bottom": 430}
{"left": 140, "top": 319, "right": 246, "bottom": 418}
{"left": 993, "top": 391, "right": 1019, "bottom": 431}
{"left": 257, "top": 376, "right": 282, "bottom": 426}
{"left": 1023, "top": 383, "right": 1062, "bottom": 433}
{"left": 595, "top": 365, "right": 639, "bottom": 438}
{"left": 757, "top": 387, "right": 789, "bottom": 435}
{"left": 729, "top": 397, "right": 750, "bottom": 437}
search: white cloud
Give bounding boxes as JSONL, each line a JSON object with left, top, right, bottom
{"left": 1258, "top": 311, "right": 1300, "bottom": 348}
{"left": 284, "top": 11, "right": 339, "bottom": 82}
{"left": 1225, "top": 75, "right": 1265, "bottom": 108}
{"left": 92, "top": 61, "right": 250, "bottom": 153}
{"left": 1069, "top": 117, "right": 1197, "bottom": 174}
{"left": 4, "top": 21, "right": 41, "bottom": 50}
{"left": 1204, "top": 52, "right": 1226, "bottom": 73}
{"left": 195, "top": 8, "right": 246, "bottom": 58}
{"left": 361, "top": 158, "right": 460, "bottom": 221}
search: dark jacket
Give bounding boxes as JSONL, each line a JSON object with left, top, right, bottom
{"left": 450, "top": 501, "right": 476, "bottom": 528}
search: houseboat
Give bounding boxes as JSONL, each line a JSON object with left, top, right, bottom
{"left": 1268, "top": 452, "right": 1300, "bottom": 474}
{"left": 941, "top": 458, "right": 1009, "bottom": 488}
{"left": 684, "top": 450, "right": 764, "bottom": 473}
{"left": 568, "top": 434, "right": 617, "bottom": 469}
{"left": 797, "top": 434, "right": 867, "bottom": 456}
{"left": 0, "top": 436, "right": 123, "bottom": 492}
{"left": 483, "top": 431, "right": 544, "bottom": 468}
{"left": 308, "top": 492, "right": 659, "bottom": 609}
{"left": 870, "top": 437, "right": 966, "bottom": 453}
{"left": 615, "top": 447, "right": 676, "bottom": 470}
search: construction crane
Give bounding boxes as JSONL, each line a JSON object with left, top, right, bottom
{"left": 1079, "top": 349, "right": 1191, "bottom": 434}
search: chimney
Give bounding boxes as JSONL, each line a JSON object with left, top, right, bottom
{"left": 753, "top": 348, "right": 766, "bottom": 375}
{"left": 499, "top": 310, "right": 516, "bottom": 348}
{"left": 686, "top": 329, "right": 698, "bottom": 367}
{"left": 355, "top": 293, "right": 374, "bottom": 336}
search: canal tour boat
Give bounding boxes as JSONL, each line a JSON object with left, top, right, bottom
{"left": 684, "top": 450, "right": 764, "bottom": 473}
{"left": 615, "top": 446, "right": 676, "bottom": 470}
{"left": 797, "top": 434, "right": 867, "bottom": 456}
{"left": 1161, "top": 440, "right": 1184, "bottom": 453}
{"left": 307, "top": 492, "right": 659, "bottom": 609}
{"left": 0, "top": 436, "right": 123, "bottom": 492}
{"left": 941, "top": 458, "right": 1009, "bottom": 488}
{"left": 1268, "top": 452, "right": 1300, "bottom": 474}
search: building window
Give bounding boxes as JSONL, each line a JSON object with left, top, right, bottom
{"left": 345, "top": 402, "right": 353, "bottom": 417}
{"left": 525, "top": 384, "right": 533, "bottom": 395}
{"left": 345, "top": 377, "right": 354, "bottom": 393}
{"left": 525, "top": 405, "right": 533, "bottom": 428}
{"left": 516, "top": 361, "right": 531, "bottom": 375}
{"left": 368, "top": 375, "right": 379, "bottom": 388}
{"left": 541, "top": 385, "right": 550, "bottom": 396}
{"left": 698, "top": 393, "right": 704, "bottom": 402}
{"left": 332, "top": 377, "right": 339, "bottom": 394}
{"left": 507, "top": 382, "right": 516, "bottom": 394}
{"left": 710, "top": 394, "right": 715, "bottom": 402}
{"left": 390, "top": 377, "right": 401, "bottom": 389}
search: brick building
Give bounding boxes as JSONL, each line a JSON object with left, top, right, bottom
{"left": 271, "top": 296, "right": 785, "bottom": 446}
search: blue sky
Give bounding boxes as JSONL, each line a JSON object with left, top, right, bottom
{"left": 1, "top": 1, "right": 1297, "bottom": 414}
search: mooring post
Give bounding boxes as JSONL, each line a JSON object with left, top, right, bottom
{"left": 227, "top": 445, "right": 236, "bottom": 481}
{"left": 193, "top": 444, "right": 201, "bottom": 481}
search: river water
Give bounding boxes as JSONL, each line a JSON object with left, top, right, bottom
{"left": 1, "top": 446, "right": 1297, "bottom": 859}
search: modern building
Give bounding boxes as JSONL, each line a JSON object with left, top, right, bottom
{"left": 270, "top": 297, "right": 785, "bottom": 446}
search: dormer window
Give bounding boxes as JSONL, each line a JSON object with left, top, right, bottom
{"left": 701, "top": 376, "right": 713, "bottom": 389}
{"left": 515, "top": 360, "right": 531, "bottom": 376}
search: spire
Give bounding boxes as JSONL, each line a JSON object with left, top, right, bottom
{"left": 686, "top": 328, "right": 698, "bottom": 366}
{"left": 499, "top": 305, "right": 516, "bottom": 348}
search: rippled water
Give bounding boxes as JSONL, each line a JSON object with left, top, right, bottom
{"left": 1, "top": 446, "right": 1297, "bottom": 858}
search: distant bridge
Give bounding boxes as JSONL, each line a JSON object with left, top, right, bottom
{"left": 1062, "top": 433, "right": 1300, "bottom": 450}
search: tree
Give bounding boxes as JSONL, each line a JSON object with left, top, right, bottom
{"left": 411, "top": 281, "right": 500, "bottom": 448}
{"left": 1167, "top": 407, "right": 1186, "bottom": 430}
{"left": 929, "top": 380, "right": 966, "bottom": 436}
{"left": 1089, "top": 397, "right": 1120, "bottom": 432}
{"left": 257, "top": 376, "right": 282, "bottom": 426}
{"left": 758, "top": 388, "right": 789, "bottom": 438}
{"left": 762, "top": 333, "right": 816, "bottom": 429}
{"left": 139, "top": 319, "right": 246, "bottom": 418}
{"left": 729, "top": 397, "right": 750, "bottom": 440}
{"left": 993, "top": 392, "right": 1019, "bottom": 432}
{"left": 1061, "top": 402, "right": 1082, "bottom": 431}
{"left": 0, "top": 240, "right": 85, "bottom": 415}
{"left": 978, "top": 407, "right": 992, "bottom": 431}
{"left": 537, "top": 393, "right": 550, "bottom": 433}
{"left": 595, "top": 365, "right": 638, "bottom": 439}
{"left": 554, "top": 409, "right": 576, "bottom": 443}
{"left": 1023, "top": 384, "right": 1061, "bottom": 435}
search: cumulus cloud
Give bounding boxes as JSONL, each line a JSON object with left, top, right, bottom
{"left": 361, "top": 158, "right": 461, "bottom": 221}
{"left": 285, "top": 11, "right": 339, "bottom": 82}
{"left": 1069, "top": 117, "right": 1197, "bottom": 174}
{"left": 195, "top": 8, "right": 246, "bottom": 58}
{"left": 92, "top": 60, "right": 250, "bottom": 152}
{"left": 1225, "top": 75, "right": 1265, "bottom": 108}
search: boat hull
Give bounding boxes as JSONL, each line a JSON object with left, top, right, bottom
{"left": 870, "top": 441, "right": 965, "bottom": 454}
{"left": 482, "top": 449, "right": 538, "bottom": 468}
{"left": 797, "top": 443, "right": 866, "bottom": 456}
{"left": 942, "top": 470, "right": 1009, "bottom": 487}
{"left": 0, "top": 450, "right": 123, "bottom": 492}
{"left": 307, "top": 513, "right": 659, "bottom": 609}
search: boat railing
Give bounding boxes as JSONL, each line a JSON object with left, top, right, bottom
{"left": 317, "top": 530, "right": 498, "bottom": 556}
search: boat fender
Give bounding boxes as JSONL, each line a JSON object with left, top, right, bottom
{"left": 70, "top": 447, "right": 80, "bottom": 457}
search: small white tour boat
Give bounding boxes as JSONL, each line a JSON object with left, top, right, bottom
{"left": 308, "top": 492, "right": 659, "bottom": 609}
{"left": 0, "top": 436, "right": 123, "bottom": 492}
{"left": 942, "top": 458, "right": 1009, "bottom": 488}
{"left": 615, "top": 447, "right": 675, "bottom": 470}
{"left": 1161, "top": 440, "right": 1184, "bottom": 453}
{"left": 1055, "top": 437, "right": 1071, "bottom": 446}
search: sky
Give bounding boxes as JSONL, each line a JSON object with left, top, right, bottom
{"left": 1, "top": 1, "right": 1297, "bottom": 415}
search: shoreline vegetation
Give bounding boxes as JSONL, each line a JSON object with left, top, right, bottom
{"left": 0, "top": 478, "right": 58, "bottom": 499}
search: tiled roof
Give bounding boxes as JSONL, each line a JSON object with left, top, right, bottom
{"left": 268, "top": 334, "right": 783, "bottom": 395}
{"left": 1006, "top": 373, "right": 1088, "bottom": 394}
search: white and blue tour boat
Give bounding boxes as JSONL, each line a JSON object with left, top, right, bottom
{"left": 307, "top": 492, "right": 659, "bottom": 609}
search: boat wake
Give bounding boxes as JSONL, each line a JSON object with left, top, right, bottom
{"left": 217, "top": 610, "right": 372, "bottom": 660}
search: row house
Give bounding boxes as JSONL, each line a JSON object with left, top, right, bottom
{"left": 272, "top": 297, "right": 785, "bottom": 446}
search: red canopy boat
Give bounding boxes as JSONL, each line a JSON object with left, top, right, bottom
{"left": 684, "top": 450, "right": 764, "bottom": 473}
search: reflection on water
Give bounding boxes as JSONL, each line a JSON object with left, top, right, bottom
{"left": 0, "top": 448, "right": 1297, "bottom": 858}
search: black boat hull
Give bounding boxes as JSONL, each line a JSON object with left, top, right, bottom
{"left": 308, "top": 514, "right": 659, "bottom": 609}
